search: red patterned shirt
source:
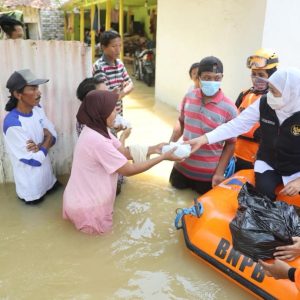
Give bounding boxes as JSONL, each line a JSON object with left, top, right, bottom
{"left": 176, "top": 88, "right": 237, "bottom": 181}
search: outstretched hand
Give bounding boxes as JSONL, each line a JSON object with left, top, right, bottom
{"left": 149, "top": 142, "right": 168, "bottom": 155}
{"left": 162, "top": 147, "right": 186, "bottom": 162}
{"left": 258, "top": 259, "right": 290, "bottom": 280}
{"left": 184, "top": 135, "right": 208, "bottom": 153}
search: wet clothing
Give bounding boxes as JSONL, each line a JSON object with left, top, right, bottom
{"left": 93, "top": 54, "right": 132, "bottom": 115}
{"left": 3, "top": 106, "right": 57, "bottom": 201}
{"left": 234, "top": 89, "right": 263, "bottom": 170}
{"left": 169, "top": 167, "right": 212, "bottom": 194}
{"left": 173, "top": 88, "right": 237, "bottom": 183}
{"left": 63, "top": 127, "right": 127, "bottom": 235}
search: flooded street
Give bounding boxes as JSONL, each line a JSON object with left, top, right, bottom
{"left": 0, "top": 79, "right": 254, "bottom": 299}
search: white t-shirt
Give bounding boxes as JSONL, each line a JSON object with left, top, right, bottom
{"left": 3, "top": 105, "right": 57, "bottom": 201}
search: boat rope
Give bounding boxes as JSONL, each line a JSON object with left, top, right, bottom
{"left": 175, "top": 198, "right": 203, "bottom": 230}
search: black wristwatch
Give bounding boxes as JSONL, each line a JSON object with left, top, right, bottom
{"left": 288, "top": 267, "right": 296, "bottom": 282}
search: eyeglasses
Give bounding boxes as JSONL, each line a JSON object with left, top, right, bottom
{"left": 246, "top": 56, "right": 278, "bottom": 69}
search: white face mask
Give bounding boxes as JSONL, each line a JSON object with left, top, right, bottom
{"left": 266, "top": 92, "right": 285, "bottom": 110}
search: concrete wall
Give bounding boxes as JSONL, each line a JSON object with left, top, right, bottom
{"left": 40, "top": 10, "right": 65, "bottom": 40}
{"left": 0, "top": 40, "right": 92, "bottom": 183}
{"left": 262, "top": 0, "right": 300, "bottom": 69}
{"left": 155, "top": 0, "right": 267, "bottom": 108}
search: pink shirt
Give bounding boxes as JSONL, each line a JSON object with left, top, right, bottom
{"left": 63, "top": 126, "right": 127, "bottom": 234}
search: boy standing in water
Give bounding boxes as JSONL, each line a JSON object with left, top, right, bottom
{"left": 93, "top": 30, "right": 133, "bottom": 116}
{"left": 93, "top": 30, "right": 134, "bottom": 194}
{"left": 169, "top": 56, "right": 237, "bottom": 194}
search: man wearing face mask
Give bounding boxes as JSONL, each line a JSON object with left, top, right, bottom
{"left": 186, "top": 68, "right": 300, "bottom": 202}
{"left": 169, "top": 56, "right": 238, "bottom": 194}
{"left": 234, "top": 49, "right": 279, "bottom": 171}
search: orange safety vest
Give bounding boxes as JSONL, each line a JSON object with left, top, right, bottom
{"left": 234, "top": 91, "right": 262, "bottom": 163}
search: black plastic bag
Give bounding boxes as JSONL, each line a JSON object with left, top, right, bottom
{"left": 229, "top": 182, "right": 300, "bottom": 261}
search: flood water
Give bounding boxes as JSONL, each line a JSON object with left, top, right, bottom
{"left": 0, "top": 79, "right": 254, "bottom": 299}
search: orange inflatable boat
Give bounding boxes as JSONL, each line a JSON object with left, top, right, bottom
{"left": 175, "top": 170, "right": 300, "bottom": 300}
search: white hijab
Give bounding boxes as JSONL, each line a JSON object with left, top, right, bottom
{"left": 268, "top": 68, "right": 300, "bottom": 124}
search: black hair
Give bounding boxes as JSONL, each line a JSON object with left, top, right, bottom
{"left": 0, "top": 15, "right": 23, "bottom": 37}
{"left": 198, "top": 56, "right": 223, "bottom": 76}
{"left": 189, "top": 63, "right": 200, "bottom": 78}
{"left": 100, "top": 30, "right": 121, "bottom": 47}
{"left": 5, "top": 87, "right": 24, "bottom": 111}
{"left": 76, "top": 77, "right": 105, "bottom": 101}
{"left": 266, "top": 67, "right": 277, "bottom": 77}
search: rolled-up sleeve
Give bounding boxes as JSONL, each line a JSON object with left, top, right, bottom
{"left": 207, "top": 99, "right": 260, "bottom": 144}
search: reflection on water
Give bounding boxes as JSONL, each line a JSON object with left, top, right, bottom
{"left": 0, "top": 80, "right": 254, "bottom": 299}
{"left": 114, "top": 270, "right": 222, "bottom": 300}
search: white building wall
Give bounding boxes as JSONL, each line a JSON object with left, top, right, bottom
{"left": 262, "top": 0, "right": 300, "bottom": 68}
{"left": 155, "top": 0, "right": 267, "bottom": 108}
{"left": 0, "top": 40, "right": 92, "bottom": 183}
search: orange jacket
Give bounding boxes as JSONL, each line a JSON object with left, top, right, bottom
{"left": 234, "top": 90, "right": 262, "bottom": 163}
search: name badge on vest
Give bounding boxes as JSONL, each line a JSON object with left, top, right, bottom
{"left": 261, "top": 118, "right": 275, "bottom": 125}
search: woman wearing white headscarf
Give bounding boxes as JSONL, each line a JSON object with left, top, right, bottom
{"left": 185, "top": 68, "right": 300, "bottom": 201}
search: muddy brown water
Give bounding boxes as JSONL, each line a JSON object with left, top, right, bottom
{"left": 0, "top": 80, "right": 254, "bottom": 299}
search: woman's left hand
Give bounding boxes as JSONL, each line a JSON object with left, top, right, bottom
{"left": 184, "top": 135, "right": 208, "bottom": 154}
{"left": 120, "top": 128, "right": 132, "bottom": 140}
{"left": 280, "top": 177, "right": 300, "bottom": 196}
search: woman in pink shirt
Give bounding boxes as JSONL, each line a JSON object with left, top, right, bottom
{"left": 63, "top": 90, "right": 179, "bottom": 235}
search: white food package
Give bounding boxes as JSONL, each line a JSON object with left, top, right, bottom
{"left": 114, "top": 114, "right": 132, "bottom": 128}
{"left": 161, "top": 142, "right": 191, "bottom": 158}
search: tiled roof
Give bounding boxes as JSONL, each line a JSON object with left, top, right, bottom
{"left": 0, "top": 0, "right": 61, "bottom": 9}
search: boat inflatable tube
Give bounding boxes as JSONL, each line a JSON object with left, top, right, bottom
{"left": 176, "top": 170, "right": 300, "bottom": 300}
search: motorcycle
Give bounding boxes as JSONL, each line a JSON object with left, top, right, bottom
{"left": 133, "top": 48, "right": 155, "bottom": 87}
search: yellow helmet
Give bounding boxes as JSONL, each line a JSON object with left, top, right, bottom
{"left": 246, "top": 48, "right": 279, "bottom": 70}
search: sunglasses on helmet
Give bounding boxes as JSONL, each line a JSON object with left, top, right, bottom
{"left": 246, "top": 56, "right": 278, "bottom": 69}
